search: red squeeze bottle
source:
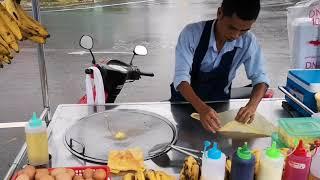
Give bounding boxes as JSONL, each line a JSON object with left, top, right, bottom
{"left": 283, "top": 140, "right": 312, "bottom": 180}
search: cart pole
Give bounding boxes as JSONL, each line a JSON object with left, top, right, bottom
{"left": 31, "top": 0, "right": 51, "bottom": 124}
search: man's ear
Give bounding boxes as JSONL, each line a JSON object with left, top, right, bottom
{"left": 217, "top": 7, "right": 223, "bottom": 20}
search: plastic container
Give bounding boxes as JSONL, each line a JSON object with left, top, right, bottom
{"left": 25, "top": 112, "right": 49, "bottom": 166}
{"left": 256, "top": 141, "right": 285, "bottom": 180}
{"left": 290, "top": 18, "right": 319, "bottom": 69}
{"left": 12, "top": 166, "right": 111, "bottom": 180}
{"left": 309, "top": 140, "right": 320, "bottom": 180}
{"left": 278, "top": 117, "right": 320, "bottom": 148}
{"left": 284, "top": 140, "right": 312, "bottom": 180}
{"left": 285, "top": 69, "right": 320, "bottom": 116}
{"left": 201, "top": 142, "right": 226, "bottom": 180}
{"left": 230, "top": 142, "right": 255, "bottom": 180}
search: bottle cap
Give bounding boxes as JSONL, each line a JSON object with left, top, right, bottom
{"left": 266, "top": 141, "right": 282, "bottom": 159}
{"left": 293, "top": 140, "right": 307, "bottom": 157}
{"left": 29, "top": 112, "right": 42, "bottom": 128}
{"left": 207, "top": 142, "right": 222, "bottom": 160}
{"left": 237, "top": 142, "right": 252, "bottom": 160}
{"left": 203, "top": 141, "right": 211, "bottom": 159}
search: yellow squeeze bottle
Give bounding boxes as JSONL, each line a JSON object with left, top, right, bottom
{"left": 25, "top": 112, "right": 49, "bottom": 166}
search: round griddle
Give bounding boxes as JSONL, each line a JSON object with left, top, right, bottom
{"left": 64, "top": 109, "right": 178, "bottom": 164}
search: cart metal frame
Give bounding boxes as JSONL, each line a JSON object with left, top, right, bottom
{"left": 4, "top": 0, "right": 51, "bottom": 178}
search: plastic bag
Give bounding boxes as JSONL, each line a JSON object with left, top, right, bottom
{"left": 78, "top": 66, "right": 107, "bottom": 105}
{"left": 287, "top": 0, "right": 320, "bottom": 69}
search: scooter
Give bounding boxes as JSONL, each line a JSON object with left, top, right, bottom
{"left": 78, "top": 35, "right": 154, "bottom": 104}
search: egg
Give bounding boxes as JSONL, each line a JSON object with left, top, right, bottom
{"left": 35, "top": 172, "right": 47, "bottom": 180}
{"left": 55, "top": 173, "right": 72, "bottom": 180}
{"left": 36, "top": 168, "right": 49, "bottom": 175}
{"left": 39, "top": 174, "right": 55, "bottom": 180}
{"left": 114, "top": 131, "right": 127, "bottom": 140}
{"left": 83, "top": 168, "right": 94, "bottom": 179}
{"left": 51, "top": 168, "right": 67, "bottom": 177}
{"left": 16, "top": 170, "right": 25, "bottom": 176}
{"left": 16, "top": 174, "right": 30, "bottom": 180}
{"left": 66, "top": 169, "right": 75, "bottom": 177}
{"left": 72, "top": 175, "right": 84, "bottom": 180}
{"left": 93, "top": 169, "right": 107, "bottom": 180}
{"left": 23, "top": 165, "right": 36, "bottom": 179}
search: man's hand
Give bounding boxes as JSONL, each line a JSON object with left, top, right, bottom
{"left": 235, "top": 83, "right": 268, "bottom": 123}
{"left": 198, "top": 105, "right": 221, "bottom": 133}
{"left": 235, "top": 104, "right": 257, "bottom": 123}
{"left": 177, "top": 81, "right": 221, "bottom": 132}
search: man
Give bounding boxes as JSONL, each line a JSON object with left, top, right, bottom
{"left": 170, "top": 0, "right": 270, "bottom": 133}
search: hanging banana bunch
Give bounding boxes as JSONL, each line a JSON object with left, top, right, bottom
{"left": 0, "top": 0, "right": 49, "bottom": 68}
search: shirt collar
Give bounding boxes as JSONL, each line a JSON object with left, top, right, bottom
{"left": 209, "top": 19, "right": 244, "bottom": 52}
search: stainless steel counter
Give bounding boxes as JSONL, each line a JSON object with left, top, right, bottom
{"left": 8, "top": 99, "right": 292, "bottom": 179}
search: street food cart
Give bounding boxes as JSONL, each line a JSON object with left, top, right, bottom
{"left": 4, "top": 0, "right": 320, "bottom": 179}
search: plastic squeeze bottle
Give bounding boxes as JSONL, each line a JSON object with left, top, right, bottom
{"left": 284, "top": 140, "right": 312, "bottom": 180}
{"left": 309, "top": 140, "right": 320, "bottom": 180}
{"left": 230, "top": 142, "right": 255, "bottom": 180}
{"left": 25, "top": 112, "right": 49, "bottom": 166}
{"left": 201, "top": 142, "right": 226, "bottom": 180}
{"left": 256, "top": 141, "right": 285, "bottom": 180}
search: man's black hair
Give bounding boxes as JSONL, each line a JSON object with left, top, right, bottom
{"left": 221, "top": 0, "right": 260, "bottom": 20}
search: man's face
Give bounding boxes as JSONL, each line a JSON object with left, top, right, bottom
{"left": 217, "top": 9, "right": 256, "bottom": 42}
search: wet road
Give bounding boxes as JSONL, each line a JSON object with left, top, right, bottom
{"left": 0, "top": 0, "right": 297, "bottom": 177}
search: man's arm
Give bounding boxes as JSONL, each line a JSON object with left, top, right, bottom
{"left": 178, "top": 81, "right": 221, "bottom": 132}
{"left": 235, "top": 83, "right": 268, "bottom": 123}
{"left": 236, "top": 34, "right": 270, "bottom": 123}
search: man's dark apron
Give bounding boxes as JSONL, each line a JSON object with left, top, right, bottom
{"left": 170, "top": 20, "right": 237, "bottom": 102}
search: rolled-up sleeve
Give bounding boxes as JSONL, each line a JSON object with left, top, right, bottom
{"left": 173, "top": 25, "right": 195, "bottom": 90}
{"left": 243, "top": 39, "right": 270, "bottom": 87}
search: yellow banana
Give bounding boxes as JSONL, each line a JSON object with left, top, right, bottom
{"left": 135, "top": 171, "right": 145, "bottom": 180}
{"left": 1, "top": 0, "right": 20, "bottom": 24}
{"left": 179, "top": 174, "right": 186, "bottom": 180}
{"left": 21, "top": 31, "right": 46, "bottom": 44}
{"left": 226, "top": 159, "right": 232, "bottom": 173}
{"left": 253, "top": 149, "right": 261, "bottom": 174}
{"left": 0, "top": 3, "right": 22, "bottom": 40}
{"left": 155, "top": 171, "right": 161, "bottom": 180}
{"left": 191, "top": 164, "right": 200, "bottom": 180}
{"left": 7, "top": 54, "right": 13, "bottom": 60}
{"left": 0, "top": 19, "right": 19, "bottom": 52}
{"left": 157, "top": 171, "right": 174, "bottom": 180}
{"left": 15, "top": 3, "right": 49, "bottom": 37}
{"left": 1, "top": 55, "right": 11, "bottom": 64}
{"left": 0, "top": 44, "right": 10, "bottom": 56}
{"left": 27, "top": 35, "right": 46, "bottom": 44}
{"left": 0, "top": 36, "right": 10, "bottom": 50}
{"left": 144, "top": 170, "right": 157, "bottom": 180}
{"left": 179, "top": 156, "right": 200, "bottom": 180}
{"left": 123, "top": 173, "right": 135, "bottom": 180}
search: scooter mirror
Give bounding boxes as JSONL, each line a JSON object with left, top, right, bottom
{"left": 80, "top": 35, "right": 93, "bottom": 50}
{"left": 134, "top": 45, "right": 147, "bottom": 56}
